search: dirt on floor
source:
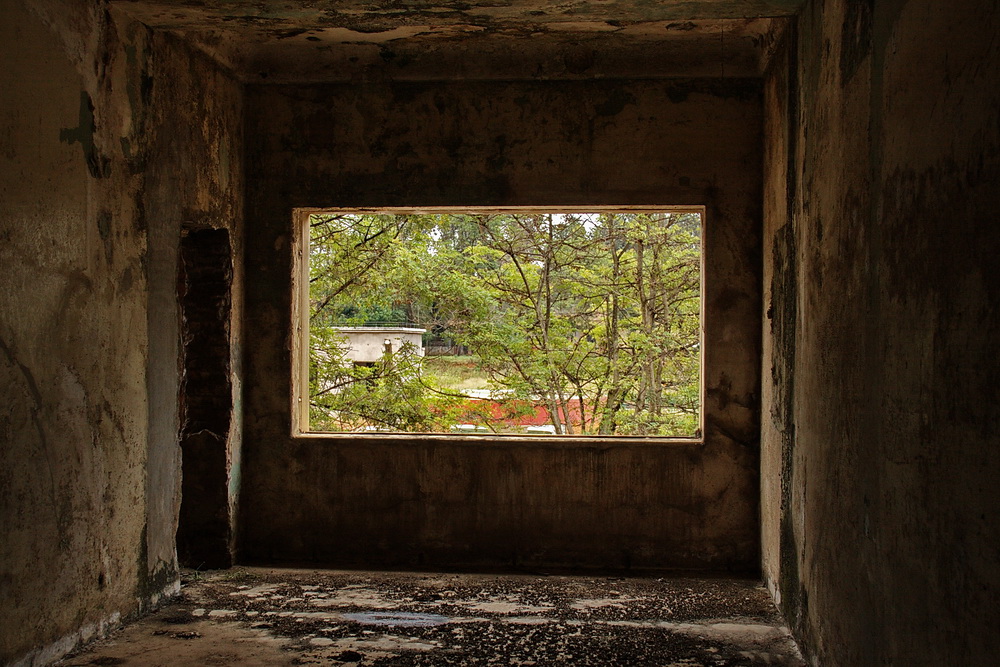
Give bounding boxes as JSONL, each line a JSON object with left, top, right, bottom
{"left": 58, "top": 568, "right": 803, "bottom": 666}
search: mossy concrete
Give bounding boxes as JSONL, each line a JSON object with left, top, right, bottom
{"left": 760, "top": 0, "right": 1000, "bottom": 663}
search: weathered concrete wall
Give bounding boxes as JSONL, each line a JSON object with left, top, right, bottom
{"left": 144, "top": 32, "right": 245, "bottom": 572}
{"left": 760, "top": 19, "right": 795, "bottom": 613}
{"left": 761, "top": 0, "right": 1000, "bottom": 663}
{"left": 0, "top": 1, "right": 243, "bottom": 663}
{"left": 241, "top": 79, "right": 763, "bottom": 571}
{"left": 0, "top": 2, "right": 156, "bottom": 663}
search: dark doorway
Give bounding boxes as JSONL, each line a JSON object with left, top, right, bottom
{"left": 176, "top": 227, "right": 234, "bottom": 569}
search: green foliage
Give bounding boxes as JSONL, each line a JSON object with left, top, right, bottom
{"left": 422, "top": 356, "right": 489, "bottom": 390}
{"left": 309, "top": 335, "right": 457, "bottom": 432}
{"left": 308, "top": 211, "right": 701, "bottom": 436}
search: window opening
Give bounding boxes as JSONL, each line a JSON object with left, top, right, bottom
{"left": 300, "top": 209, "right": 703, "bottom": 438}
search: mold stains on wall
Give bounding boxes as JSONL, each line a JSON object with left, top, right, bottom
{"left": 2, "top": 1, "right": 245, "bottom": 663}
{"left": 769, "top": 221, "right": 799, "bottom": 621}
{"left": 142, "top": 28, "right": 245, "bottom": 591}
{"left": 761, "top": 0, "right": 1000, "bottom": 663}
{"left": 241, "top": 77, "right": 763, "bottom": 572}
{"left": 109, "top": 1, "right": 791, "bottom": 83}
{"left": 1, "top": 0, "right": 153, "bottom": 661}
{"left": 593, "top": 87, "right": 636, "bottom": 116}
{"left": 119, "top": 23, "right": 156, "bottom": 175}
{"left": 838, "top": 0, "right": 872, "bottom": 84}
{"left": 59, "top": 91, "right": 111, "bottom": 179}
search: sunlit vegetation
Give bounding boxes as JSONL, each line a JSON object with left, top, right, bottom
{"left": 309, "top": 212, "right": 701, "bottom": 436}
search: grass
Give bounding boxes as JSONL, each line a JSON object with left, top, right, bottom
{"left": 422, "top": 355, "right": 490, "bottom": 391}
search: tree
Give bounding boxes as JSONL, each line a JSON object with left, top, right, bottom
{"left": 308, "top": 213, "right": 466, "bottom": 431}
{"left": 307, "top": 211, "right": 701, "bottom": 436}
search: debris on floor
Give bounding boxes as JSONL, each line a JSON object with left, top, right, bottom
{"left": 59, "top": 568, "right": 803, "bottom": 666}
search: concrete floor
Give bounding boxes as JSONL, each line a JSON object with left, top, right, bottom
{"left": 58, "top": 569, "right": 803, "bottom": 666}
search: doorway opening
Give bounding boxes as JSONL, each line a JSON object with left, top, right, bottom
{"left": 177, "top": 227, "right": 234, "bottom": 569}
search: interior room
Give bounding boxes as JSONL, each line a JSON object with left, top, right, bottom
{"left": 2, "top": 0, "right": 997, "bottom": 664}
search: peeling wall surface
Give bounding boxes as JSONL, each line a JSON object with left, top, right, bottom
{"left": 760, "top": 0, "right": 1000, "bottom": 663}
{"left": 0, "top": 1, "right": 244, "bottom": 664}
{"left": 0, "top": 2, "right": 153, "bottom": 663}
{"left": 143, "top": 31, "right": 245, "bottom": 573}
{"left": 241, "top": 79, "right": 763, "bottom": 571}
{"left": 109, "top": 0, "right": 794, "bottom": 84}
{"left": 760, "top": 19, "right": 795, "bottom": 614}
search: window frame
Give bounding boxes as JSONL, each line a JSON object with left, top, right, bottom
{"left": 291, "top": 206, "right": 706, "bottom": 444}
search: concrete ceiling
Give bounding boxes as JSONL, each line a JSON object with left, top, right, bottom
{"left": 112, "top": 1, "right": 801, "bottom": 82}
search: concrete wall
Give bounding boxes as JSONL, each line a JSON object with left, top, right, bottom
{"left": 241, "top": 78, "right": 763, "bottom": 571}
{"left": 0, "top": 1, "right": 243, "bottom": 663}
{"left": 145, "top": 32, "right": 245, "bottom": 572}
{"left": 760, "top": 18, "right": 795, "bottom": 617}
{"left": 761, "top": 0, "right": 1000, "bottom": 663}
{"left": 335, "top": 327, "right": 426, "bottom": 365}
{"left": 0, "top": 3, "right": 156, "bottom": 662}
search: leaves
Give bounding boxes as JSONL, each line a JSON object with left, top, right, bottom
{"left": 308, "top": 212, "right": 701, "bottom": 436}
